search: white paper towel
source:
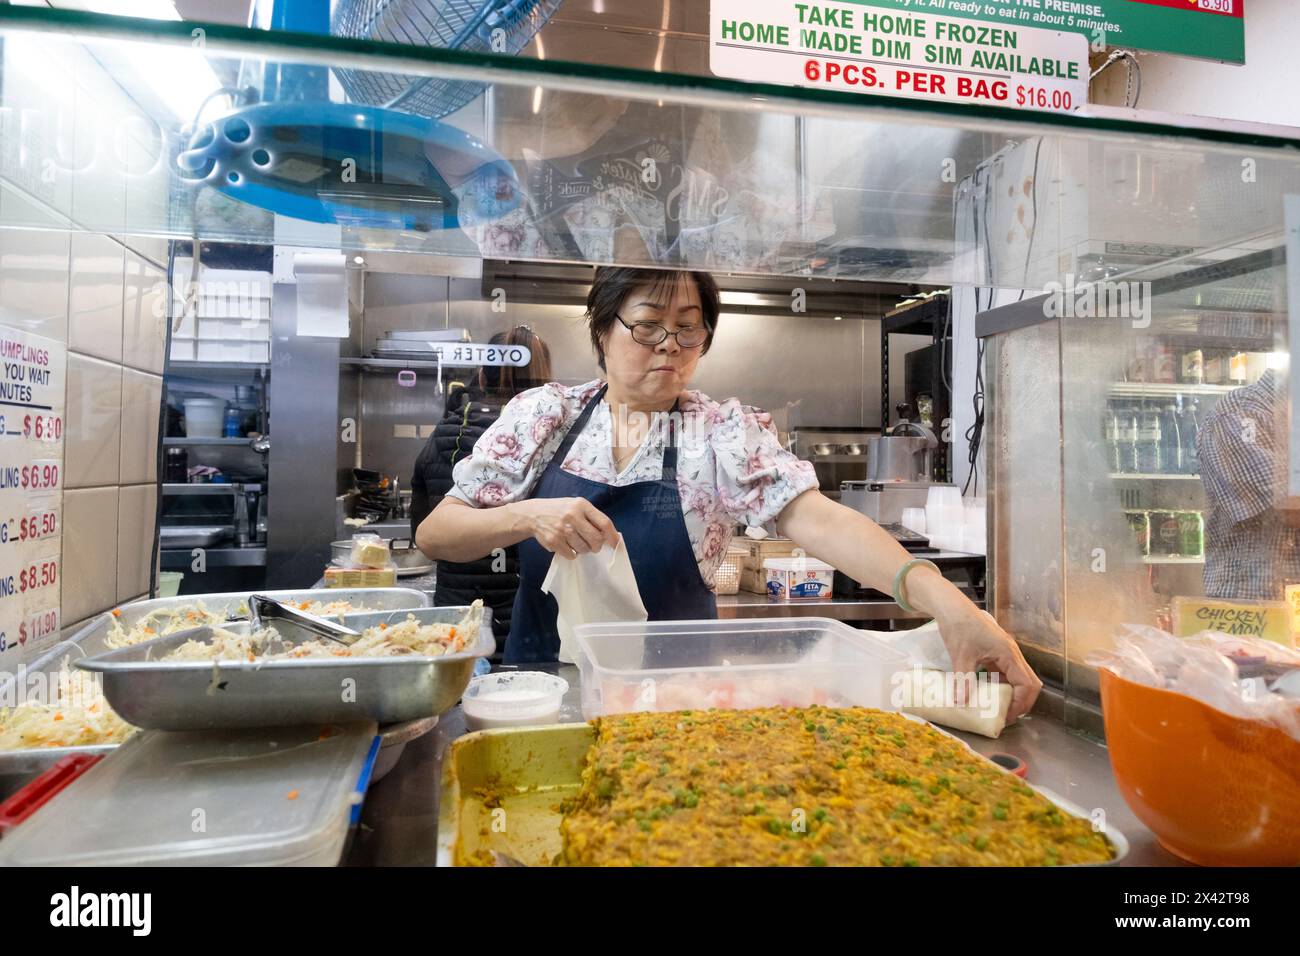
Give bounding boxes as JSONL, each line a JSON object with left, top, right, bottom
{"left": 293, "top": 252, "right": 348, "bottom": 338}
{"left": 541, "top": 533, "right": 647, "bottom": 664}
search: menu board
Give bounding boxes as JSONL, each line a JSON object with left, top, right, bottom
{"left": 0, "top": 326, "right": 65, "bottom": 674}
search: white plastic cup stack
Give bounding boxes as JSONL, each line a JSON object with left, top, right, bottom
{"left": 900, "top": 507, "right": 927, "bottom": 535}
{"left": 924, "top": 486, "right": 965, "bottom": 552}
{"left": 962, "top": 498, "right": 987, "bottom": 556}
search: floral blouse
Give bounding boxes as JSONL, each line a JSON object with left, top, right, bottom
{"left": 447, "top": 380, "right": 819, "bottom": 587}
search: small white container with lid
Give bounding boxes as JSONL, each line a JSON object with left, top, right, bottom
{"left": 461, "top": 672, "right": 568, "bottom": 731}
{"left": 763, "top": 556, "right": 834, "bottom": 600}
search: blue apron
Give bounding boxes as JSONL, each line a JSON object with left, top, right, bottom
{"left": 503, "top": 383, "right": 717, "bottom": 664}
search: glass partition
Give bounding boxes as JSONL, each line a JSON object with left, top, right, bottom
{"left": 0, "top": 5, "right": 1298, "bottom": 696}
{"left": 0, "top": 7, "right": 1298, "bottom": 286}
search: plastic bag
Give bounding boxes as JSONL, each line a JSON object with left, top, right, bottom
{"left": 1089, "top": 625, "right": 1300, "bottom": 743}
{"left": 348, "top": 533, "right": 393, "bottom": 570}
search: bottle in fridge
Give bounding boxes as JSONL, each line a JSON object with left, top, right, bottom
{"left": 1159, "top": 402, "right": 1182, "bottom": 475}
{"left": 1179, "top": 397, "right": 1200, "bottom": 475}
{"left": 1136, "top": 402, "right": 1162, "bottom": 474}
{"left": 1115, "top": 403, "right": 1139, "bottom": 473}
{"left": 1103, "top": 403, "right": 1120, "bottom": 473}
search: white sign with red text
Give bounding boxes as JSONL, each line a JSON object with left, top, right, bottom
{"left": 710, "top": 1, "right": 1089, "bottom": 113}
{"left": 0, "top": 326, "right": 65, "bottom": 672}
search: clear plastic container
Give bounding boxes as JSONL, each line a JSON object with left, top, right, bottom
{"left": 0, "top": 723, "right": 378, "bottom": 866}
{"left": 574, "top": 618, "right": 909, "bottom": 719}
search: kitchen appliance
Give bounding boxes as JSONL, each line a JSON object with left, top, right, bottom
{"left": 841, "top": 480, "right": 955, "bottom": 526}
{"left": 161, "top": 482, "right": 264, "bottom": 556}
{"left": 788, "top": 427, "right": 875, "bottom": 499}
{"left": 867, "top": 421, "right": 938, "bottom": 482}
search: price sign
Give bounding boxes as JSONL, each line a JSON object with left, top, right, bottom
{"left": 711, "top": 1, "right": 1088, "bottom": 114}
{"left": 0, "top": 327, "right": 65, "bottom": 671}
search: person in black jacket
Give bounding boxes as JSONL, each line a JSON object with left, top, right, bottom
{"left": 410, "top": 327, "right": 553, "bottom": 648}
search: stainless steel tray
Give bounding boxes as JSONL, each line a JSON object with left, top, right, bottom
{"left": 0, "top": 633, "right": 129, "bottom": 775}
{"left": 61, "top": 587, "right": 432, "bottom": 662}
{"left": 438, "top": 723, "right": 1129, "bottom": 867}
{"left": 76, "top": 607, "right": 494, "bottom": 731}
{"left": 160, "top": 525, "right": 231, "bottom": 548}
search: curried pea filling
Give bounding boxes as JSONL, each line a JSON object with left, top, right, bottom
{"left": 559, "top": 706, "right": 1115, "bottom": 867}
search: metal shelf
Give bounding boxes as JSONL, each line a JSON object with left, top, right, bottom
{"left": 1108, "top": 472, "right": 1202, "bottom": 480}
{"left": 160, "top": 547, "right": 266, "bottom": 568}
{"left": 162, "top": 482, "right": 263, "bottom": 495}
{"left": 1109, "top": 382, "right": 1238, "bottom": 398}
{"left": 167, "top": 360, "right": 271, "bottom": 379}
{"left": 810, "top": 454, "right": 870, "bottom": 464}
{"left": 339, "top": 356, "right": 480, "bottom": 372}
{"left": 164, "top": 437, "right": 255, "bottom": 446}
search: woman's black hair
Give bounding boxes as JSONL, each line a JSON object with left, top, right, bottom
{"left": 479, "top": 325, "right": 553, "bottom": 394}
{"left": 586, "top": 267, "right": 720, "bottom": 371}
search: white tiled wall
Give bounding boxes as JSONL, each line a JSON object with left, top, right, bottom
{"left": 0, "top": 28, "right": 170, "bottom": 650}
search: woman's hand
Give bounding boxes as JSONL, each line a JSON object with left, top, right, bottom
{"left": 517, "top": 497, "right": 618, "bottom": 560}
{"left": 932, "top": 603, "right": 1042, "bottom": 723}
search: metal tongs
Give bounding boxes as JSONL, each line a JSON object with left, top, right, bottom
{"left": 247, "top": 595, "right": 363, "bottom": 647}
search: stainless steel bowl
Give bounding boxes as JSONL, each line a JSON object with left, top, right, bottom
{"left": 810, "top": 442, "right": 841, "bottom": 457}
{"left": 331, "top": 538, "right": 434, "bottom": 577}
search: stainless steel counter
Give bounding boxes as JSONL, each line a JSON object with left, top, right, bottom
{"left": 345, "top": 664, "right": 1181, "bottom": 867}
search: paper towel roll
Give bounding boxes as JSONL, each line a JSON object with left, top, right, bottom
{"left": 293, "top": 252, "right": 348, "bottom": 338}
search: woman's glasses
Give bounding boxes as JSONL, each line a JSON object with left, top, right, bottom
{"left": 615, "top": 313, "right": 708, "bottom": 349}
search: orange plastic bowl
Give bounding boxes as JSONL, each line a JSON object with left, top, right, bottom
{"left": 1099, "top": 668, "right": 1300, "bottom": 866}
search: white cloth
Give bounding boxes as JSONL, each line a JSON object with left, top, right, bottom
{"left": 541, "top": 533, "right": 647, "bottom": 664}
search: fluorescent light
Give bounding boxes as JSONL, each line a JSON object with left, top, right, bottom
{"left": 83, "top": 0, "right": 182, "bottom": 19}
{"left": 80, "top": 1, "right": 226, "bottom": 123}
{"left": 1267, "top": 351, "right": 1289, "bottom": 371}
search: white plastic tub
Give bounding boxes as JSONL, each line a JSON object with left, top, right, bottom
{"left": 462, "top": 672, "right": 568, "bottom": 730}
{"left": 574, "top": 617, "right": 908, "bottom": 719}
{"left": 763, "top": 556, "right": 834, "bottom": 600}
{"left": 182, "top": 398, "right": 225, "bottom": 437}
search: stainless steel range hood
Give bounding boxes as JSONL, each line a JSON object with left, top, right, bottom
{"left": 478, "top": 260, "right": 931, "bottom": 319}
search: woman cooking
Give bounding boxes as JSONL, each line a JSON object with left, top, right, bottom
{"left": 417, "top": 268, "right": 1042, "bottom": 722}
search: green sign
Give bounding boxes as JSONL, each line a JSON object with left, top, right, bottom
{"left": 838, "top": 0, "right": 1245, "bottom": 65}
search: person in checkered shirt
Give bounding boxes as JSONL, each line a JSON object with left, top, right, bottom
{"left": 1197, "top": 369, "right": 1300, "bottom": 600}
